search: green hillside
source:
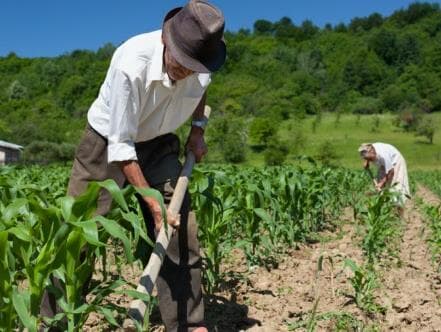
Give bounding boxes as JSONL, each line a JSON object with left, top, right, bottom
{"left": 0, "top": 2, "right": 440, "bottom": 166}
{"left": 279, "top": 113, "right": 440, "bottom": 170}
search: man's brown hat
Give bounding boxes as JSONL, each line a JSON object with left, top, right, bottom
{"left": 163, "top": 0, "right": 226, "bottom": 73}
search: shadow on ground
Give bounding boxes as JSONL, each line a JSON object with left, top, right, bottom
{"left": 205, "top": 294, "right": 261, "bottom": 331}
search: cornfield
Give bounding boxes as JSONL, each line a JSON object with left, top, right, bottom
{"left": 0, "top": 162, "right": 407, "bottom": 331}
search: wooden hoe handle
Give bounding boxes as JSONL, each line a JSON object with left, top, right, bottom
{"left": 124, "top": 106, "right": 211, "bottom": 329}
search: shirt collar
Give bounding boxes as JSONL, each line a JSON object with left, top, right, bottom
{"left": 147, "top": 31, "right": 166, "bottom": 82}
{"left": 146, "top": 30, "right": 208, "bottom": 89}
{"left": 146, "top": 32, "right": 177, "bottom": 89}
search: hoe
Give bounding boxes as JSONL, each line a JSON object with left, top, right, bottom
{"left": 123, "top": 106, "right": 211, "bottom": 330}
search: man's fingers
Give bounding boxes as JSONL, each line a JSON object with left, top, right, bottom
{"left": 152, "top": 211, "right": 181, "bottom": 235}
{"left": 167, "top": 212, "right": 180, "bottom": 227}
{"left": 153, "top": 212, "right": 163, "bottom": 233}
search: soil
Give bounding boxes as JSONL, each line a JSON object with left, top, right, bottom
{"left": 84, "top": 186, "right": 441, "bottom": 332}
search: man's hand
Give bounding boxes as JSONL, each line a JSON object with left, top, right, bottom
{"left": 186, "top": 127, "right": 207, "bottom": 163}
{"left": 143, "top": 197, "right": 180, "bottom": 233}
{"left": 119, "top": 161, "right": 181, "bottom": 233}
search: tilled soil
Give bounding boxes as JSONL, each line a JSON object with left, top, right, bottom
{"left": 84, "top": 187, "right": 441, "bottom": 331}
{"left": 376, "top": 187, "right": 441, "bottom": 331}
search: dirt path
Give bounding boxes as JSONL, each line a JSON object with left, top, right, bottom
{"left": 376, "top": 187, "right": 441, "bottom": 331}
{"left": 418, "top": 185, "right": 441, "bottom": 206}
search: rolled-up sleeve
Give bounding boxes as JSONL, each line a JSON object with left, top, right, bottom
{"left": 107, "top": 68, "right": 141, "bottom": 163}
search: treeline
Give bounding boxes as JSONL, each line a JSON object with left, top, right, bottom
{"left": 0, "top": 2, "right": 440, "bottom": 163}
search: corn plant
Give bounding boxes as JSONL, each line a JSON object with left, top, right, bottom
{"left": 190, "top": 164, "right": 364, "bottom": 271}
{"left": 421, "top": 203, "right": 441, "bottom": 270}
{"left": 413, "top": 170, "right": 441, "bottom": 197}
{"left": 344, "top": 259, "right": 384, "bottom": 315}
{"left": 287, "top": 310, "right": 366, "bottom": 331}
{"left": 190, "top": 169, "right": 234, "bottom": 292}
{"left": 359, "top": 189, "right": 401, "bottom": 263}
{"left": 0, "top": 166, "right": 160, "bottom": 331}
{"left": 1, "top": 162, "right": 376, "bottom": 329}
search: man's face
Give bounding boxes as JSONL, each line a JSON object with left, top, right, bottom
{"left": 366, "top": 149, "right": 377, "bottom": 162}
{"left": 164, "top": 46, "right": 194, "bottom": 81}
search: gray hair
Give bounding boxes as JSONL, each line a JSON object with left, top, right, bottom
{"left": 358, "top": 143, "right": 373, "bottom": 158}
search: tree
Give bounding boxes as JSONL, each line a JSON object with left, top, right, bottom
{"left": 273, "top": 17, "right": 298, "bottom": 39}
{"left": 22, "top": 141, "right": 75, "bottom": 163}
{"left": 292, "top": 93, "right": 320, "bottom": 116}
{"left": 365, "top": 13, "right": 384, "bottom": 29}
{"left": 299, "top": 20, "right": 319, "bottom": 40}
{"left": 381, "top": 85, "right": 406, "bottom": 111}
{"left": 264, "top": 139, "right": 289, "bottom": 166}
{"left": 248, "top": 118, "right": 277, "bottom": 149}
{"left": 369, "top": 29, "right": 399, "bottom": 65}
{"left": 415, "top": 117, "right": 436, "bottom": 144}
{"left": 8, "top": 80, "right": 27, "bottom": 100}
{"left": 343, "top": 49, "right": 386, "bottom": 95}
{"left": 254, "top": 19, "right": 273, "bottom": 35}
{"left": 349, "top": 13, "right": 383, "bottom": 32}
{"left": 96, "top": 43, "right": 115, "bottom": 60}
{"left": 397, "top": 33, "right": 421, "bottom": 68}
{"left": 222, "top": 134, "right": 246, "bottom": 163}
{"left": 395, "top": 106, "right": 423, "bottom": 132}
{"left": 334, "top": 23, "right": 347, "bottom": 33}
{"left": 315, "top": 140, "right": 340, "bottom": 166}
{"left": 391, "top": 2, "right": 440, "bottom": 26}
{"left": 208, "top": 115, "right": 247, "bottom": 163}
{"left": 58, "top": 75, "right": 88, "bottom": 114}
{"left": 349, "top": 97, "right": 382, "bottom": 114}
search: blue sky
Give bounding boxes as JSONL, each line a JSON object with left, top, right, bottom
{"left": 1, "top": 0, "right": 440, "bottom": 57}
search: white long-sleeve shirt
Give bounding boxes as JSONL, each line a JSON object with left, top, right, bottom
{"left": 87, "top": 30, "right": 211, "bottom": 163}
{"left": 373, "top": 142, "right": 410, "bottom": 201}
{"left": 372, "top": 143, "right": 401, "bottom": 174}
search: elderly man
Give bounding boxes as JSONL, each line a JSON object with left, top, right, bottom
{"left": 358, "top": 142, "right": 411, "bottom": 206}
{"left": 40, "top": 1, "right": 226, "bottom": 331}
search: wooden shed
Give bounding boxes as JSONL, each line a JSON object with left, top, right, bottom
{"left": 0, "top": 140, "right": 23, "bottom": 165}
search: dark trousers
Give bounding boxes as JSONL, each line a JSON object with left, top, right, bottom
{"left": 40, "top": 124, "right": 204, "bottom": 331}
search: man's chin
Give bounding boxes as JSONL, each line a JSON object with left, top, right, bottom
{"left": 168, "top": 72, "right": 188, "bottom": 82}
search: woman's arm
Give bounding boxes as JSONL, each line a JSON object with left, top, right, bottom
{"left": 376, "top": 168, "right": 394, "bottom": 190}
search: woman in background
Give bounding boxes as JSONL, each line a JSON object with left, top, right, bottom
{"left": 358, "top": 142, "right": 411, "bottom": 207}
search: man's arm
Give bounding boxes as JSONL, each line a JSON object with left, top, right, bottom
{"left": 120, "top": 160, "right": 178, "bottom": 231}
{"left": 186, "top": 93, "right": 208, "bottom": 163}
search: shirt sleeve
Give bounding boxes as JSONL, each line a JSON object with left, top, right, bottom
{"left": 107, "top": 68, "right": 142, "bottom": 163}
{"left": 383, "top": 153, "right": 394, "bottom": 174}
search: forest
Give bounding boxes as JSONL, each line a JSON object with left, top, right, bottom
{"left": 0, "top": 2, "right": 440, "bottom": 164}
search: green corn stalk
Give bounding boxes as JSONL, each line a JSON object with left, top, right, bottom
{"left": 344, "top": 259, "right": 384, "bottom": 315}
{"left": 1, "top": 162, "right": 383, "bottom": 330}
{"left": 190, "top": 170, "right": 233, "bottom": 293}
{"left": 0, "top": 168, "right": 160, "bottom": 331}
{"left": 360, "top": 189, "right": 401, "bottom": 263}
{"left": 421, "top": 203, "right": 441, "bottom": 270}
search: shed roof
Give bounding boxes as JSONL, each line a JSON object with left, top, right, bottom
{"left": 0, "top": 140, "right": 23, "bottom": 150}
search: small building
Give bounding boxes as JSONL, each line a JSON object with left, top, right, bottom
{"left": 0, "top": 140, "right": 23, "bottom": 165}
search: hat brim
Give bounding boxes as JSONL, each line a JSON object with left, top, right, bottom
{"left": 162, "top": 7, "right": 226, "bottom": 73}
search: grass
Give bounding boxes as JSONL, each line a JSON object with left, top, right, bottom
{"left": 245, "top": 112, "right": 441, "bottom": 170}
